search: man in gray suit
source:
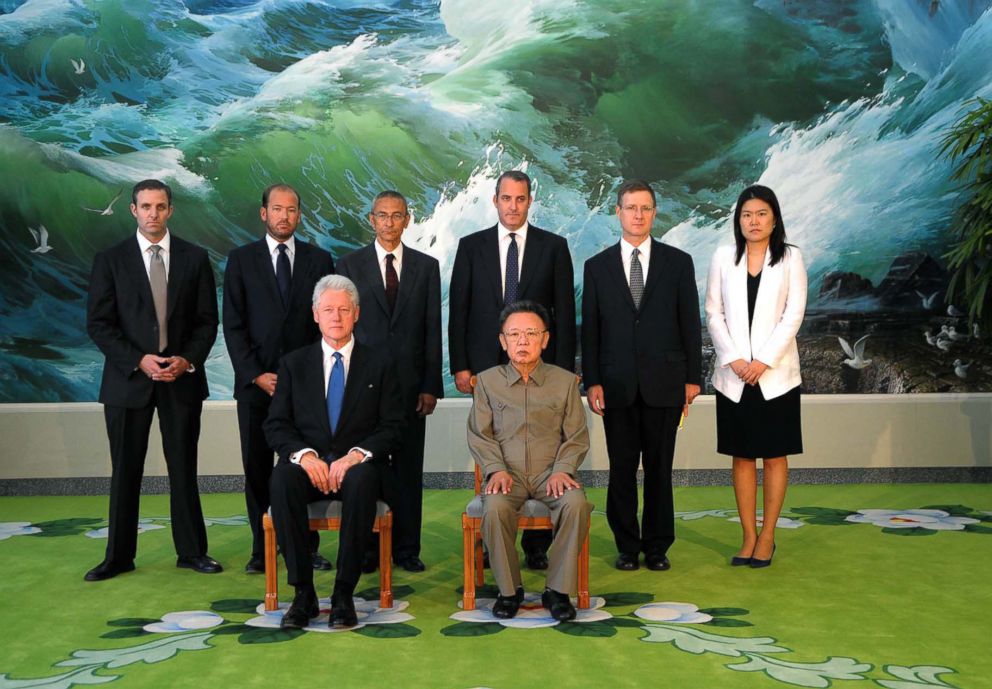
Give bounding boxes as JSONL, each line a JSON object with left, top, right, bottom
{"left": 467, "top": 301, "right": 591, "bottom": 622}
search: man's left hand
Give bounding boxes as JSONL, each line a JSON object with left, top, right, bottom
{"left": 328, "top": 451, "right": 363, "bottom": 492}
{"left": 546, "top": 472, "right": 581, "bottom": 499}
{"left": 682, "top": 383, "right": 701, "bottom": 418}
{"left": 416, "top": 393, "right": 438, "bottom": 417}
{"left": 154, "top": 356, "right": 190, "bottom": 383}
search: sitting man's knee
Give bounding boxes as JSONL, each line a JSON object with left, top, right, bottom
{"left": 482, "top": 494, "right": 516, "bottom": 520}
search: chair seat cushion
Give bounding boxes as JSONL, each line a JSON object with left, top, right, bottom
{"left": 267, "top": 500, "right": 390, "bottom": 519}
{"left": 465, "top": 495, "right": 551, "bottom": 519}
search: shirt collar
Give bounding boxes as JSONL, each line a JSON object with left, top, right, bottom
{"left": 265, "top": 233, "right": 296, "bottom": 256}
{"left": 136, "top": 229, "right": 171, "bottom": 254}
{"left": 504, "top": 359, "right": 546, "bottom": 386}
{"left": 321, "top": 336, "right": 355, "bottom": 360}
{"left": 374, "top": 239, "right": 404, "bottom": 265}
{"left": 498, "top": 222, "right": 529, "bottom": 244}
{"left": 620, "top": 236, "right": 651, "bottom": 261}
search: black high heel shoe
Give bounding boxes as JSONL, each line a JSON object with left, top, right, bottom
{"left": 730, "top": 552, "right": 753, "bottom": 566}
{"left": 749, "top": 544, "right": 776, "bottom": 568}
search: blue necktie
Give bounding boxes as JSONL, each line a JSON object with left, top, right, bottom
{"left": 504, "top": 233, "right": 519, "bottom": 305}
{"left": 276, "top": 243, "right": 291, "bottom": 308}
{"left": 326, "top": 352, "right": 344, "bottom": 433}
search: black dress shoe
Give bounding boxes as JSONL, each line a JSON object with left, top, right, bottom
{"left": 281, "top": 588, "right": 319, "bottom": 629}
{"left": 397, "top": 556, "right": 426, "bottom": 572}
{"left": 750, "top": 544, "right": 776, "bottom": 569}
{"left": 645, "top": 553, "right": 671, "bottom": 571}
{"left": 311, "top": 551, "right": 333, "bottom": 571}
{"left": 176, "top": 555, "right": 223, "bottom": 574}
{"left": 329, "top": 592, "right": 358, "bottom": 627}
{"left": 524, "top": 552, "right": 549, "bottom": 570}
{"left": 361, "top": 552, "right": 378, "bottom": 574}
{"left": 244, "top": 556, "right": 265, "bottom": 574}
{"left": 492, "top": 587, "right": 524, "bottom": 619}
{"left": 84, "top": 559, "right": 135, "bottom": 582}
{"left": 541, "top": 588, "right": 576, "bottom": 622}
{"left": 615, "top": 553, "right": 639, "bottom": 571}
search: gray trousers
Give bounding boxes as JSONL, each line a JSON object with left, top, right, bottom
{"left": 481, "top": 472, "right": 592, "bottom": 596}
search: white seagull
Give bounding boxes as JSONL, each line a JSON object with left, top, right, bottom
{"left": 29, "top": 225, "right": 52, "bottom": 254}
{"left": 915, "top": 290, "right": 938, "bottom": 309}
{"left": 82, "top": 188, "right": 123, "bottom": 216}
{"left": 936, "top": 337, "right": 952, "bottom": 352}
{"left": 953, "top": 359, "right": 970, "bottom": 380}
{"left": 974, "top": 322, "right": 981, "bottom": 339}
{"left": 70, "top": 58, "right": 85, "bottom": 75}
{"left": 947, "top": 304, "right": 964, "bottom": 317}
{"left": 947, "top": 326, "right": 969, "bottom": 341}
{"left": 924, "top": 329, "right": 938, "bottom": 346}
{"left": 839, "top": 335, "right": 872, "bottom": 369}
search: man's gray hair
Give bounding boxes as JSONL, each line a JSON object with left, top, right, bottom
{"left": 312, "top": 274, "right": 360, "bottom": 309}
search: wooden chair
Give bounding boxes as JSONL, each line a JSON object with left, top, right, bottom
{"left": 461, "top": 465, "right": 591, "bottom": 611}
{"left": 263, "top": 499, "right": 393, "bottom": 610}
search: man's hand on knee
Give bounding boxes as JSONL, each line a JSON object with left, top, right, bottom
{"left": 328, "top": 451, "right": 363, "bottom": 492}
{"left": 300, "top": 453, "right": 332, "bottom": 494}
{"left": 485, "top": 470, "right": 513, "bottom": 495}
{"left": 547, "top": 472, "right": 580, "bottom": 499}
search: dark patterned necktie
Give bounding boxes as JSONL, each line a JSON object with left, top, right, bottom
{"left": 629, "top": 247, "right": 644, "bottom": 309}
{"left": 276, "top": 243, "right": 291, "bottom": 307}
{"left": 149, "top": 245, "right": 168, "bottom": 352}
{"left": 385, "top": 253, "right": 398, "bottom": 313}
{"left": 504, "top": 233, "right": 519, "bottom": 305}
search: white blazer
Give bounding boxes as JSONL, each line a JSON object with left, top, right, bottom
{"left": 705, "top": 244, "right": 807, "bottom": 403}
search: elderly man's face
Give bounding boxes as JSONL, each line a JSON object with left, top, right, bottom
{"left": 499, "top": 311, "right": 549, "bottom": 367}
{"left": 369, "top": 195, "right": 409, "bottom": 250}
{"left": 313, "top": 289, "right": 359, "bottom": 346}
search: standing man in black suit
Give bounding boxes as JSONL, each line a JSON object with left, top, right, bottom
{"left": 336, "top": 190, "right": 442, "bottom": 573}
{"left": 448, "top": 170, "right": 576, "bottom": 568}
{"left": 582, "top": 179, "right": 702, "bottom": 572}
{"left": 265, "top": 275, "right": 404, "bottom": 628}
{"left": 223, "top": 183, "right": 336, "bottom": 574}
{"left": 84, "top": 179, "right": 222, "bottom": 581}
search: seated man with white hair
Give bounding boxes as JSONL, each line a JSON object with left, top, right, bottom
{"left": 265, "top": 274, "right": 404, "bottom": 628}
{"left": 468, "top": 300, "right": 592, "bottom": 621}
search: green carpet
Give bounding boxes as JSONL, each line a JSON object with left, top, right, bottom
{"left": 1, "top": 484, "right": 990, "bottom": 689}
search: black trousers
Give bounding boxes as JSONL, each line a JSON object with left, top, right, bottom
{"left": 270, "top": 460, "right": 379, "bottom": 589}
{"left": 389, "top": 411, "right": 426, "bottom": 560}
{"left": 103, "top": 385, "right": 207, "bottom": 563}
{"left": 236, "top": 397, "right": 318, "bottom": 559}
{"left": 602, "top": 393, "right": 681, "bottom": 557}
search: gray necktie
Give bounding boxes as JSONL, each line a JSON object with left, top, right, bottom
{"left": 149, "top": 245, "right": 168, "bottom": 352}
{"left": 629, "top": 247, "right": 644, "bottom": 309}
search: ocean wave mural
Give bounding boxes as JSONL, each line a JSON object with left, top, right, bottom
{"left": 0, "top": 0, "right": 990, "bottom": 402}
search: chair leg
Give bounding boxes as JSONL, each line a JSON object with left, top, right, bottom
{"left": 462, "top": 513, "right": 475, "bottom": 611}
{"left": 577, "top": 516, "right": 590, "bottom": 609}
{"left": 378, "top": 512, "right": 393, "bottom": 609}
{"left": 473, "top": 522, "right": 484, "bottom": 587}
{"left": 263, "top": 514, "right": 279, "bottom": 611}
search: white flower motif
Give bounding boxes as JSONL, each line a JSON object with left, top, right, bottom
{"left": 0, "top": 522, "right": 41, "bottom": 540}
{"left": 451, "top": 593, "right": 611, "bottom": 628}
{"left": 144, "top": 611, "right": 225, "bottom": 633}
{"left": 85, "top": 518, "right": 166, "bottom": 539}
{"left": 633, "top": 602, "right": 713, "bottom": 624}
{"left": 845, "top": 509, "right": 979, "bottom": 530}
{"left": 203, "top": 516, "right": 250, "bottom": 527}
{"left": 245, "top": 598, "right": 413, "bottom": 633}
{"left": 728, "top": 516, "right": 805, "bottom": 529}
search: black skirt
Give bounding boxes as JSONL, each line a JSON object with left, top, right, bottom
{"left": 716, "top": 384, "right": 803, "bottom": 459}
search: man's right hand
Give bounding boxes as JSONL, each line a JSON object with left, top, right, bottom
{"left": 254, "top": 372, "right": 278, "bottom": 396}
{"left": 454, "top": 370, "right": 474, "bottom": 394}
{"left": 485, "top": 470, "right": 513, "bottom": 495}
{"left": 586, "top": 384, "right": 605, "bottom": 416}
{"left": 139, "top": 354, "right": 171, "bottom": 380}
{"left": 299, "top": 452, "right": 332, "bottom": 494}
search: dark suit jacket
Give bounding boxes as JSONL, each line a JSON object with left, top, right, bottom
{"left": 448, "top": 225, "right": 576, "bottom": 374}
{"left": 87, "top": 233, "right": 218, "bottom": 408}
{"left": 263, "top": 341, "right": 405, "bottom": 475}
{"left": 581, "top": 239, "right": 702, "bottom": 408}
{"left": 335, "top": 243, "right": 443, "bottom": 409}
{"left": 222, "top": 238, "right": 334, "bottom": 406}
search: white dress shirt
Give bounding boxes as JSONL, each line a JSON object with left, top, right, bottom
{"left": 265, "top": 234, "right": 296, "bottom": 273}
{"left": 498, "top": 223, "right": 528, "bottom": 296}
{"left": 620, "top": 236, "right": 650, "bottom": 284}
{"left": 374, "top": 239, "right": 403, "bottom": 285}
{"left": 136, "top": 229, "right": 171, "bottom": 279}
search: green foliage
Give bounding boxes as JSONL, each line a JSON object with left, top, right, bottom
{"left": 554, "top": 622, "right": 617, "bottom": 638}
{"left": 353, "top": 623, "right": 421, "bottom": 639}
{"left": 940, "top": 97, "right": 992, "bottom": 331}
{"left": 439, "top": 622, "right": 504, "bottom": 637}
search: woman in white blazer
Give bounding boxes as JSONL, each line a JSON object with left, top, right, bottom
{"left": 705, "top": 185, "right": 807, "bottom": 569}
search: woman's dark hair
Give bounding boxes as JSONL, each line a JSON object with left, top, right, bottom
{"left": 733, "top": 184, "right": 789, "bottom": 267}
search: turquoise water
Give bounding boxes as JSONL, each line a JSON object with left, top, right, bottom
{"left": 0, "top": 0, "right": 990, "bottom": 401}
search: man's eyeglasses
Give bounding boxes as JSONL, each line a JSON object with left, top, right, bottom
{"left": 372, "top": 212, "right": 408, "bottom": 222}
{"left": 620, "top": 205, "right": 656, "bottom": 215}
{"left": 501, "top": 329, "right": 547, "bottom": 342}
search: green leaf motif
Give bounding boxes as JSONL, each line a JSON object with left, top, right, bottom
{"left": 963, "top": 523, "right": 992, "bottom": 534}
{"left": 440, "top": 622, "right": 504, "bottom": 638}
{"left": 99, "top": 629, "right": 149, "bottom": 640}
{"left": 355, "top": 585, "right": 415, "bottom": 601}
{"left": 791, "top": 507, "right": 857, "bottom": 518}
{"left": 353, "top": 623, "right": 421, "bottom": 639}
{"left": 210, "top": 599, "right": 260, "bottom": 614}
{"left": 554, "top": 622, "right": 616, "bottom": 638}
{"left": 728, "top": 654, "right": 872, "bottom": 688}
{"left": 876, "top": 664, "right": 958, "bottom": 688}
{"left": 105, "top": 618, "right": 158, "bottom": 628}
{"left": 28, "top": 518, "right": 103, "bottom": 538}
{"left": 919, "top": 505, "right": 975, "bottom": 517}
{"left": 881, "top": 528, "right": 937, "bottom": 536}
{"left": 600, "top": 592, "right": 654, "bottom": 607}
{"left": 639, "top": 624, "right": 789, "bottom": 657}
{"left": 236, "top": 628, "right": 303, "bottom": 645}
{"left": 699, "top": 607, "right": 750, "bottom": 616}
{"left": 0, "top": 665, "right": 117, "bottom": 688}
{"left": 705, "top": 618, "right": 753, "bottom": 628}
{"left": 55, "top": 632, "right": 215, "bottom": 669}
{"left": 606, "top": 617, "right": 643, "bottom": 628}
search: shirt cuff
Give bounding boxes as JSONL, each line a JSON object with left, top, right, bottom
{"left": 349, "top": 447, "right": 373, "bottom": 463}
{"left": 290, "top": 448, "right": 317, "bottom": 464}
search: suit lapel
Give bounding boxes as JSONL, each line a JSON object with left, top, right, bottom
{"left": 391, "top": 246, "right": 419, "bottom": 324}
{"left": 124, "top": 237, "right": 155, "bottom": 313}
{"left": 729, "top": 249, "right": 750, "bottom": 348}
{"left": 252, "top": 240, "right": 284, "bottom": 311}
{"left": 287, "top": 241, "right": 311, "bottom": 308}
{"left": 306, "top": 343, "right": 333, "bottom": 441}
{"left": 361, "top": 244, "right": 391, "bottom": 317}
{"left": 604, "top": 243, "right": 637, "bottom": 313}
{"left": 482, "top": 227, "right": 503, "bottom": 305}
{"left": 517, "top": 227, "right": 543, "bottom": 298}
{"left": 165, "top": 237, "right": 186, "bottom": 321}
{"left": 639, "top": 239, "right": 666, "bottom": 308}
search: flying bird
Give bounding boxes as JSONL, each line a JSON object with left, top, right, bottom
{"left": 29, "top": 225, "right": 52, "bottom": 254}
{"left": 915, "top": 290, "right": 938, "bottom": 309}
{"left": 82, "top": 188, "right": 123, "bottom": 216}
{"left": 953, "top": 359, "right": 970, "bottom": 380}
{"left": 839, "top": 335, "right": 872, "bottom": 369}
{"left": 70, "top": 58, "right": 85, "bottom": 75}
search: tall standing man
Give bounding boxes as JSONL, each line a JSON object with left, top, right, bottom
{"left": 448, "top": 170, "right": 576, "bottom": 568}
{"left": 336, "top": 191, "right": 442, "bottom": 572}
{"left": 85, "top": 179, "right": 221, "bottom": 581}
{"left": 223, "top": 184, "right": 336, "bottom": 574}
{"left": 581, "top": 179, "right": 702, "bottom": 572}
